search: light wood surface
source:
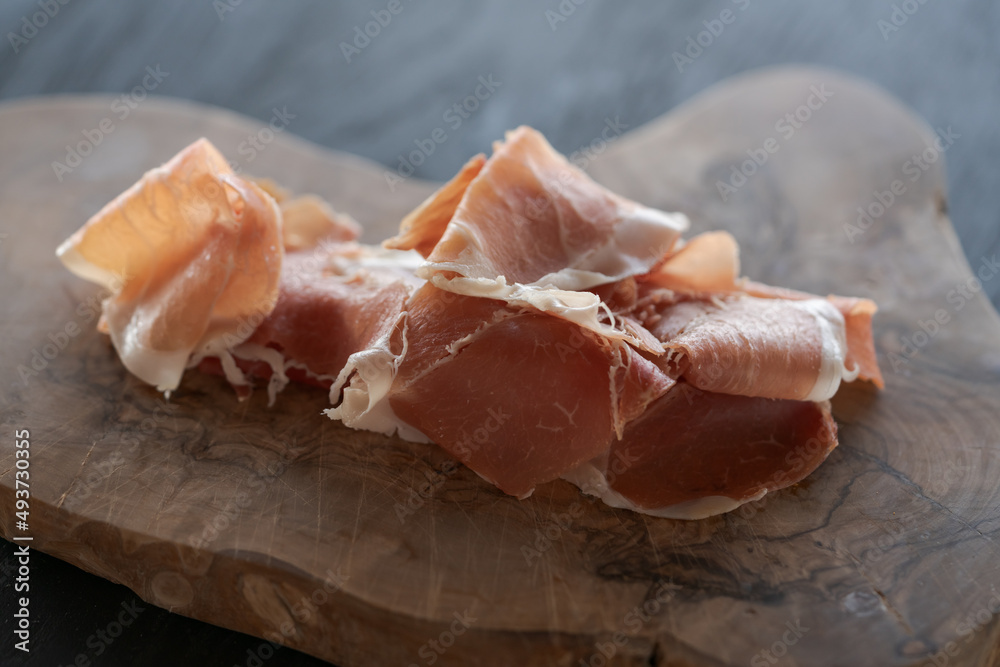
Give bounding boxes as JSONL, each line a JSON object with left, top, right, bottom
{"left": 2, "top": 67, "right": 999, "bottom": 666}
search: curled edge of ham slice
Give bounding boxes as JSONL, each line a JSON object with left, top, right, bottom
{"left": 384, "top": 126, "right": 689, "bottom": 354}
{"left": 644, "top": 230, "right": 742, "bottom": 293}
{"left": 383, "top": 154, "right": 486, "bottom": 258}
{"left": 324, "top": 310, "right": 431, "bottom": 444}
{"left": 642, "top": 229, "right": 881, "bottom": 397}
{"left": 56, "top": 138, "right": 283, "bottom": 393}
{"left": 649, "top": 294, "right": 856, "bottom": 402}
{"left": 740, "top": 280, "right": 885, "bottom": 389}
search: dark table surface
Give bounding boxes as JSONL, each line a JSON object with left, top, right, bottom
{"left": 1, "top": 1, "right": 998, "bottom": 665}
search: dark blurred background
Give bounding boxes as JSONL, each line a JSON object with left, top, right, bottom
{"left": 1, "top": 1, "right": 999, "bottom": 304}
{"left": 1, "top": 1, "right": 998, "bottom": 665}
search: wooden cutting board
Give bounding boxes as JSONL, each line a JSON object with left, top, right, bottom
{"left": 2, "top": 66, "right": 1000, "bottom": 667}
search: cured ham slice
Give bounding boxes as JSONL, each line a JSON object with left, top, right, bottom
{"left": 632, "top": 292, "right": 854, "bottom": 402}
{"left": 739, "top": 280, "right": 885, "bottom": 389}
{"left": 56, "top": 138, "right": 282, "bottom": 392}
{"left": 644, "top": 230, "right": 741, "bottom": 293}
{"left": 383, "top": 154, "right": 486, "bottom": 257}
{"left": 251, "top": 176, "right": 363, "bottom": 250}
{"left": 563, "top": 384, "right": 838, "bottom": 519}
{"left": 637, "top": 229, "right": 883, "bottom": 392}
{"left": 337, "top": 284, "right": 675, "bottom": 498}
{"left": 189, "top": 179, "right": 419, "bottom": 403}
{"left": 279, "top": 195, "right": 362, "bottom": 251}
{"left": 198, "top": 242, "right": 422, "bottom": 404}
{"left": 828, "top": 296, "right": 883, "bottom": 389}
{"left": 385, "top": 126, "right": 689, "bottom": 351}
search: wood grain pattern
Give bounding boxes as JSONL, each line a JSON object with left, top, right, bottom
{"left": 2, "top": 66, "right": 1000, "bottom": 666}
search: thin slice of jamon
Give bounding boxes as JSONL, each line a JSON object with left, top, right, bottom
{"left": 194, "top": 183, "right": 418, "bottom": 404}
{"left": 329, "top": 283, "right": 675, "bottom": 498}
{"left": 643, "top": 230, "right": 741, "bottom": 293}
{"left": 631, "top": 291, "right": 855, "bottom": 401}
{"left": 279, "top": 195, "right": 362, "bottom": 251}
{"left": 636, "top": 229, "right": 884, "bottom": 391}
{"left": 197, "top": 242, "right": 423, "bottom": 404}
{"left": 383, "top": 154, "right": 486, "bottom": 257}
{"left": 251, "top": 176, "right": 363, "bottom": 250}
{"left": 56, "top": 138, "right": 282, "bottom": 392}
{"left": 562, "top": 383, "right": 838, "bottom": 519}
{"left": 740, "top": 280, "right": 884, "bottom": 389}
{"left": 384, "top": 126, "right": 689, "bottom": 352}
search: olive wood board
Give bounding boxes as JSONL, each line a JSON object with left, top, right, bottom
{"left": 2, "top": 66, "right": 1000, "bottom": 666}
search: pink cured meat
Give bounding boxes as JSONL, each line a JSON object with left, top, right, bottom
{"left": 599, "top": 384, "right": 838, "bottom": 516}
{"left": 386, "top": 284, "right": 675, "bottom": 498}
{"left": 58, "top": 133, "right": 885, "bottom": 519}
{"left": 199, "top": 242, "right": 421, "bottom": 403}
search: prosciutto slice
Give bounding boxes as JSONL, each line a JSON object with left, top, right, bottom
{"left": 633, "top": 292, "right": 853, "bottom": 402}
{"left": 383, "top": 154, "right": 486, "bottom": 257}
{"left": 740, "top": 281, "right": 884, "bottom": 389}
{"left": 385, "top": 126, "right": 688, "bottom": 352}
{"left": 57, "top": 139, "right": 282, "bottom": 393}
{"left": 564, "top": 385, "right": 838, "bottom": 519}
{"left": 373, "top": 285, "right": 674, "bottom": 498}
{"left": 197, "top": 242, "right": 423, "bottom": 404}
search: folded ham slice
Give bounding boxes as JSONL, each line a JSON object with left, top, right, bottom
{"left": 632, "top": 292, "right": 854, "bottom": 401}
{"left": 386, "top": 126, "right": 688, "bottom": 353}
{"left": 383, "top": 154, "right": 486, "bottom": 258}
{"left": 563, "top": 385, "right": 839, "bottom": 519}
{"left": 372, "top": 284, "right": 674, "bottom": 498}
{"left": 57, "top": 139, "right": 282, "bottom": 393}
{"left": 739, "top": 280, "right": 884, "bottom": 389}
{"left": 197, "top": 242, "right": 423, "bottom": 405}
